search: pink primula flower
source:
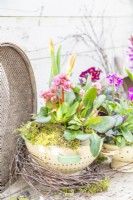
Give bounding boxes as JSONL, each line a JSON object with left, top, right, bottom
{"left": 128, "top": 87, "right": 133, "bottom": 101}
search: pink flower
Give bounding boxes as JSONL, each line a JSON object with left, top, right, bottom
{"left": 40, "top": 88, "right": 57, "bottom": 101}
{"left": 79, "top": 67, "right": 101, "bottom": 82}
{"left": 52, "top": 73, "right": 72, "bottom": 91}
{"left": 92, "top": 82, "right": 102, "bottom": 94}
{"left": 128, "top": 87, "right": 133, "bottom": 101}
{"left": 106, "top": 74, "right": 123, "bottom": 88}
{"left": 79, "top": 89, "right": 85, "bottom": 96}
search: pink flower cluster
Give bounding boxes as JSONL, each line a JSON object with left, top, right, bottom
{"left": 128, "top": 36, "right": 133, "bottom": 64}
{"left": 52, "top": 73, "right": 72, "bottom": 91}
{"left": 106, "top": 74, "right": 123, "bottom": 88}
{"left": 92, "top": 82, "right": 102, "bottom": 94}
{"left": 40, "top": 88, "right": 57, "bottom": 101}
{"left": 40, "top": 73, "right": 72, "bottom": 102}
{"left": 128, "top": 87, "right": 133, "bottom": 101}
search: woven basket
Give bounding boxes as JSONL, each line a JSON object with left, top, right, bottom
{"left": 0, "top": 43, "right": 37, "bottom": 190}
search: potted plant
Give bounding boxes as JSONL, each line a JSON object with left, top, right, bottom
{"left": 18, "top": 40, "right": 115, "bottom": 175}
{"left": 94, "top": 73, "right": 133, "bottom": 172}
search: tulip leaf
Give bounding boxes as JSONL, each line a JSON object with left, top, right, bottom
{"left": 83, "top": 87, "right": 97, "bottom": 109}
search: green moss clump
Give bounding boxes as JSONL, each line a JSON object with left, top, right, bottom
{"left": 61, "top": 179, "right": 109, "bottom": 196}
{"left": 18, "top": 122, "right": 81, "bottom": 149}
{"left": 86, "top": 179, "right": 109, "bottom": 194}
{"left": 96, "top": 153, "right": 108, "bottom": 163}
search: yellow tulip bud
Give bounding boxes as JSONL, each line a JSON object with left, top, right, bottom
{"left": 67, "top": 53, "right": 76, "bottom": 74}
{"left": 49, "top": 39, "right": 54, "bottom": 54}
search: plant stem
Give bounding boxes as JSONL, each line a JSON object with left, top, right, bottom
{"left": 62, "top": 88, "right": 65, "bottom": 102}
{"left": 52, "top": 100, "right": 57, "bottom": 110}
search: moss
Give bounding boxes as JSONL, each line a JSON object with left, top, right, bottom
{"left": 96, "top": 153, "right": 108, "bottom": 163}
{"left": 61, "top": 179, "right": 109, "bottom": 196}
{"left": 18, "top": 122, "right": 81, "bottom": 149}
{"left": 86, "top": 179, "right": 109, "bottom": 194}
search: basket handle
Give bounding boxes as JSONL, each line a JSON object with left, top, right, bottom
{"left": 58, "top": 155, "right": 81, "bottom": 164}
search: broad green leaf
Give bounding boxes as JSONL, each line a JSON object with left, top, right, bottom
{"left": 34, "top": 115, "right": 51, "bottom": 123}
{"left": 90, "top": 116, "right": 116, "bottom": 133}
{"left": 57, "top": 102, "right": 68, "bottom": 119}
{"left": 56, "top": 45, "right": 61, "bottom": 74}
{"left": 125, "top": 68, "right": 133, "bottom": 82}
{"left": 94, "top": 95, "right": 106, "bottom": 109}
{"left": 64, "top": 130, "right": 90, "bottom": 141}
{"left": 76, "top": 133, "right": 90, "bottom": 140}
{"left": 68, "top": 125, "right": 80, "bottom": 130}
{"left": 73, "top": 85, "right": 81, "bottom": 93}
{"left": 65, "top": 90, "right": 76, "bottom": 106}
{"left": 88, "top": 116, "right": 103, "bottom": 125}
{"left": 121, "top": 127, "right": 133, "bottom": 142}
{"left": 105, "top": 129, "right": 114, "bottom": 136}
{"left": 89, "top": 133, "right": 102, "bottom": 157}
{"left": 68, "top": 116, "right": 82, "bottom": 126}
{"left": 65, "top": 102, "right": 79, "bottom": 117}
{"left": 83, "top": 87, "right": 97, "bottom": 108}
{"left": 113, "top": 115, "right": 123, "bottom": 126}
{"left": 64, "top": 130, "right": 82, "bottom": 140}
{"left": 39, "top": 107, "right": 48, "bottom": 117}
{"left": 68, "top": 120, "right": 81, "bottom": 126}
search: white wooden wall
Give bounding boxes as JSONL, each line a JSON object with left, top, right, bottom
{"left": 0, "top": 0, "right": 133, "bottom": 109}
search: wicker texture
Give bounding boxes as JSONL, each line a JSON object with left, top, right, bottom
{"left": 0, "top": 43, "right": 36, "bottom": 188}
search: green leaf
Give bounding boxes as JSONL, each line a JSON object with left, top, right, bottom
{"left": 83, "top": 87, "right": 97, "bottom": 108}
{"left": 56, "top": 45, "right": 61, "bottom": 74}
{"left": 89, "top": 133, "right": 102, "bottom": 157}
{"left": 125, "top": 68, "right": 133, "bottom": 82}
{"left": 90, "top": 116, "right": 116, "bottom": 133}
{"left": 94, "top": 95, "right": 106, "bottom": 109}
{"left": 73, "top": 85, "right": 81, "bottom": 93}
{"left": 76, "top": 133, "right": 90, "bottom": 140}
{"left": 64, "top": 130, "right": 90, "bottom": 141}
{"left": 33, "top": 115, "right": 51, "bottom": 123}
{"left": 67, "top": 125, "right": 80, "bottom": 130}
{"left": 65, "top": 90, "right": 76, "bottom": 106}
{"left": 113, "top": 115, "right": 123, "bottom": 126}
{"left": 49, "top": 47, "right": 59, "bottom": 86}
{"left": 65, "top": 102, "right": 79, "bottom": 118}
{"left": 68, "top": 116, "right": 82, "bottom": 126}
{"left": 68, "top": 120, "right": 81, "bottom": 126}
{"left": 82, "top": 75, "right": 92, "bottom": 91}
{"left": 39, "top": 107, "right": 48, "bottom": 117}
{"left": 57, "top": 102, "right": 68, "bottom": 119}
{"left": 105, "top": 129, "right": 114, "bottom": 136}
{"left": 115, "top": 136, "right": 126, "bottom": 148}
{"left": 88, "top": 116, "right": 103, "bottom": 125}
{"left": 121, "top": 127, "right": 133, "bottom": 142}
